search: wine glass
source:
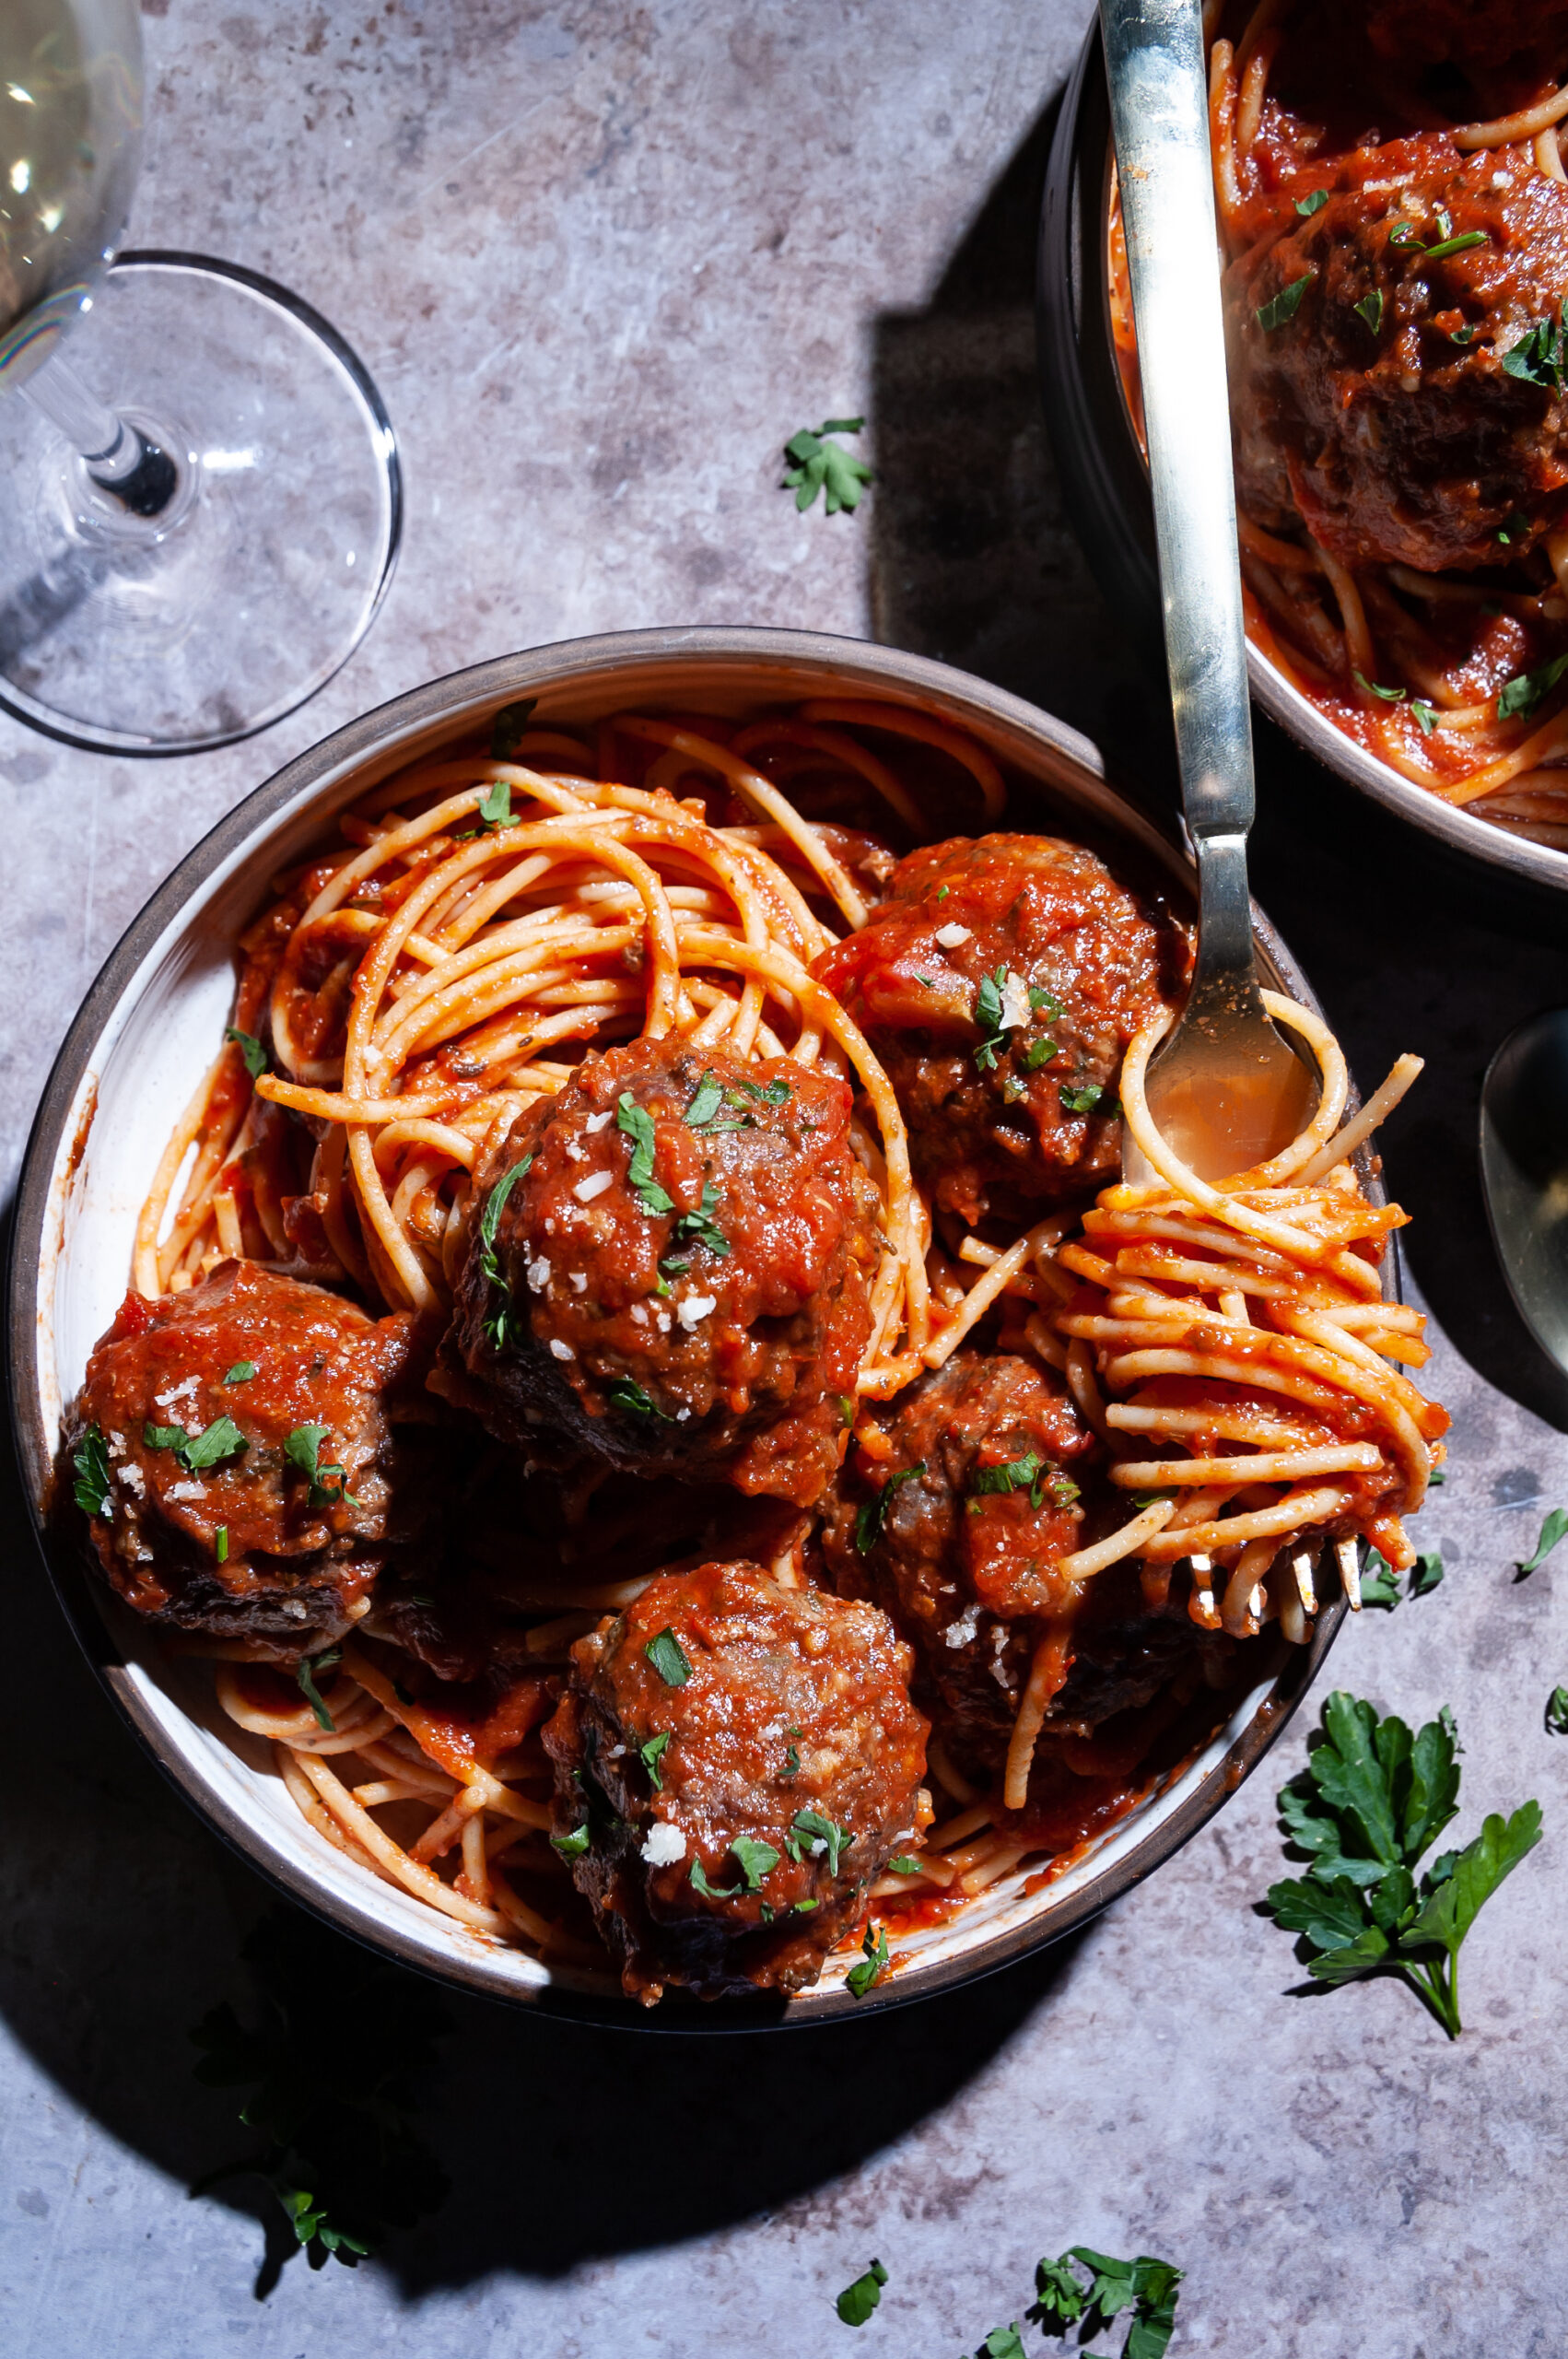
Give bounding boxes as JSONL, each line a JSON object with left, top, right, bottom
{"left": 0, "top": 0, "right": 400, "bottom": 754}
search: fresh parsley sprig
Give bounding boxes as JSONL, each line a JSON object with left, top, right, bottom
{"left": 226, "top": 1027, "right": 269, "bottom": 1079}
{"left": 284, "top": 1425, "right": 361, "bottom": 1510}
{"left": 143, "top": 1414, "right": 249, "bottom": 1476}
{"left": 783, "top": 417, "right": 872, "bottom": 515}
{"left": 1255, "top": 272, "right": 1313, "bottom": 332}
{"left": 969, "top": 1451, "right": 1078, "bottom": 1512}
{"left": 296, "top": 1647, "right": 342, "bottom": 1734}
{"left": 72, "top": 1424, "right": 113, "bottom": 1518}
{"left": 855, "top": 1461, "right": 925, "bottom": 1555}
{"left": 476, "top": 1153, "right": 532, "bottom": 1350}
{"left": 1498, "top": 656, "right": 1568, "bottom": 722}
{"left": 836, "top": 2258, "right": 888, "bottom": 2326}
{"left": 1032, "top": 2247, "right": 1185, "bottom": 2358}
{"left": 1516, "top": 1506, "right": 1568, "bottom": 1576}
{"left": 617, "top": 1093, "right": 676, "bottom": 1215}
{"left": 845, "top": 1920, "right": 890, "bottom": 1999}
{"left": 1357, "top": 1545, "right": 1444, "bottom": 1609}
{"left": 1265, "top": 1690, "right": 1541, "bottom": 2038}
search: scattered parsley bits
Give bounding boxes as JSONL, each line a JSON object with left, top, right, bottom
{"left": 283, "top": 1424, "right": 359, "bottom": 1508}
{"left": 978, "top": 2326, "right": 1025, "bottom": 2359}
{"left": 488, "top": 697, "right": 537, "bottom": 759}
{"left": 1034, "top": 2248, "right": 1184, "bottom": 2357}
{"left": 970, "top": 1451, "right": 1077, "bottom": 1511}
{"left": 1355, "top": 670, "right": 1407, "bottom": 702}
{"left": 689, "top": 1858, "right": 743, "bottom": 1901}
{"left": 731, "top": 1074, "right": 791, "bottom": 1106}
{"left": 1358, "top": 1545, "right": 1443, "bottom": 1608}
{"left": 684, "top": 1071, "right": 725, "bottom": 1129}
{"left": 794, "top": 1896, "right": 820, "bottom": 1913}
{"left": 1022, "top": 1035, "right": 1058, "bottom": 1071}
{"left": 223, "top": 1360, "right": 257, "bottom": 1384}
{"left": 639, "top": 1731, "right": 671, "bottom": 1789}
{"left": 1547, "top": 1687, "right": 1568, "bottom": 1735}
{"left": 836, "top": 2258, "right": 888, "bottom": 2327}
{"left": 1411, "top": 699, "right": 1437, "bottom": 734}
{"left": 846, "top": 1920, "right": 890, "bottom": 1999}
{"left": 216, "top": 1526, "right": 228, "bottom": 1564}
{"left": 788, "top": 1807, "right": 851, "bottom": 1874}
{"left": 1255, "top": 272, "right": 1313, "bottom": 331}
{"left": 1517, "top": 1506, "right": 1568, "bottom": 1575}
{"left": 1353, "top": 289, "right": 1384, "bottom": 336}
{"left": 888, "top": 1855, "right": 922, "bottom": 1875}
{"left": 1295, "top": 187, "right": 1328, "bottom": 216}
{"left": 784, "top": 1743, "right": 801, "bottom": 1778}
{"left": 478, "top": 1154, "right": 532, "bottom": 1350}
{"left": 607, "top": 1378, "right": 673, "bottom": 1420}
{"left": 1265, "top": 1689, "right": 1542, "bottom": 2038}
{"left": 672, "top": 1180, "right": 730, "bottom": 1256}
{"left": 296, "top": 1648, "right": 342, "bottom": 1734}
{"left": 72, "top": 1424, "right": 112, "bottom": 1518}
{"left": 1498, "top": 654, "right": 1568, "bottom": 721}
{"left": 225, "top": 1027, "right": 268, "bottom": 1079}
{"left": 1503, "top": 305, "right": 1567, "bottom": 393}
{"left": 729, "top": 1834, "right": 781, "bottom": 1890}
{"left": 1423, "top": 229, "right": 1487, "bottom": 260}
{"left": 644, "top": 1627, "right": 693, "bottom": 1686}
{"left": 552, "top": 1823, "right": 591, "bottom": 1859}
{"left": 617, "top": 1094, "right": 676, "bottom": 1216}
{"left": 783, "top": 417, "right": 872, "bottom": 516}
{"left": 855, "top": 1461, "right": 925, "bottom": 1554}
{"left": 474, "top": 776, "right": 523, "bottom": 832}
{"left": 1059, "top": 1082, "right": 1105, "bottom": 1115}
{"left": 1497, "top": 508, "right": 1532, "bottom": 545}
{"left": 144, "top": 1415, "right": 249, "bottom": 1475}
{"left": 973, "top": 966, "right": 1008, "bottom": 1071}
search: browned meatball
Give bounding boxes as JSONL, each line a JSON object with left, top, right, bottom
{"left": 822, "top": 1351, "right": 1196, "bottom": 1781}
{"left": 63, "top": 1261, "right": 422, "bottom": 1651}
{"left": 445, "top": 1039, "right": 878, "bottom": 1505}
{"left": 542, "top": 1561, "right": 928, "bottom": 2004}
{"left": 1232, "top": 138, "right": 1568, "bottom": 572}
{"left": 813, "top": 836, "right": 1186, "bottom": 1226}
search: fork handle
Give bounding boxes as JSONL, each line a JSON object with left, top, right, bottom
{"left": 1099, "top": 0, "right": 1257, "bottom": 849}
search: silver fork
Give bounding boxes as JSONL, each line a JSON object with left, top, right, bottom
{"left": 1100, "top": 0, "right": 1315, "bottom": 1183}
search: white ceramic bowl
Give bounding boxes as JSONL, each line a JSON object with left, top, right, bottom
{"left": 8, "top": 626, "right": 1350, "bottom": 2022}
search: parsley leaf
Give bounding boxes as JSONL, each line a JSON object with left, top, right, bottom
{"left": 854, "top": 1461, "right": 926, "bottom": 1555}
{"left": 72, "top": 1424, "right": 112, "bottom": 1518}
{"left": 845, "top": 1919, "right": 890, "bottom": 1999}
{"left": 977, "top": 2328, "right": 1025, "bottom": 2359}
{"left": 1357, "top": 1546, "right": 1446, "bottom": 1610}
{"left": 1423, "top": 229, "right": 1487, "bottom": 260}
{"left": 782, "top": 418, "right": 872, "bottom": 515}
{"left": 296, "top": 1647, "right": 342, "bottom": 1734}
{"left": 731, "top": 1074, "right": 790, "bottom": 1106}
{"left": 973, "top": 965, "right": 1008, "bottom": 1071}
{"left": 1265, "top": 1690, "right": 1541, "bottom": 2036}
{"left": 1498, "top": 507, "right": 1532, "bottom": 545}
{"left": 1022, "top": 1035, "right": 1058, "bottom": 1071}
{"left": 551, "top": 1823, "right": 591, "bottom": 1859}
{"left": 617, "top": 1093, "right": 676, "bottom": 1216}
{"left": 183, "top": 1414, "right": 248, "bottom": 1472}
{"left": 1411, "top": 699, "right": 1437, "bottom": 734}
{"left": 788, "top": 1807, "right": 851, "bottom": 1874}
{"left": 488, "top": 697, "right": 537, "bottom": 758}
{"left": 223, "top": 1360, "right": 257, "bottom": 1383}
{"left": 283, "top": 1424, "right": 360, "bottom": 1508}
{"left": 225, "top": 1027, "right": 267, "bottom": 1081}
{"left": 477, "top": 1153, "right": 532, "bottom": 1351}
{"left": 639, "top": 1731, "right": 671, "bottom": 1789}
{"left": 1517, "top": 1506, "right": 1568, "bottom": 1575}
{"left": 1498, "top": 654, "right": 1568, "bottom": 722}
{"left": 607, "top": 1378, "right": 673, "bottom": 1420}
{"left": 644, "top": 1627, "right": 693, "bottom": 1686}
{"left": 1059, "top": 1082, "right": 1106, "bottom": 1114}
{"left": 689, "top": 1858, "right": 743, "bottom": 1901}
{"left": 836, "top": 2258, "right": 888, "bottom": 2326}
{"left": 1502, "top": 309, "right": 1567, "bottom": 393}
{"left": 684, "top": 1071, "right": 725, "bottom": 1129}
{"left": 1546, "top": 1686, "right": 1568, "bottom": 1734}
{"left": 888, "top": 1855, "right": 923, "bottom": 1875}
{"left": 475, "top": 777, "right": 523, "bottom": 832}
{"left": 1255, "top": 272, "right": 1313, "bottom": 331}
{"left": 969, "top": 1451, "right": 1078, "bottom": 1511}
{"left": 216, "top": 1526, "right": 228, "bottom": 1564}
{"left": 1294, "top": 187, "right": 1328, "bottom": 217}
{"left": 1354, "top": 289, "right": 1384, "bottom": 336}
{"left": 1033, "top": 2249, "right": 1184, "bottom": 2357}
{"left": 672, "top": 1180, "right": 730, "bottom": 1256}
{"left": 1354, "top": 670, "right": 1406, "bottom": 701}
{"left": 729, "top": 1834, "right": 780, "bottom": 1891}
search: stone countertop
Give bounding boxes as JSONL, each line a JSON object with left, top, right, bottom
{"left": 2, "top": 5, "right": 1566, "bottom": 2353}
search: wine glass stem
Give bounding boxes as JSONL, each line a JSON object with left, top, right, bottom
{"left": 21, "top": 354, "right": 181, "bottom": 519}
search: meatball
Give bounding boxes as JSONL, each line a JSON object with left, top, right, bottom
{"left": 63, "top": 1260, "right": 422, "bottom": 1650}
{"left": 542, "top": 1561, "right": 928, "bottom": 2003}
{"left": 1232, "top": 140, "right": 1568, "bottom": 572}
{"left": 813, "top": 836, "right": 1186, "bottom": 1226}
{"left": 446, "top": 1038, "right": 878, "bottom": 1505}
{"left": 822, "top": 1351, "right": 1196, "bottom": 1780}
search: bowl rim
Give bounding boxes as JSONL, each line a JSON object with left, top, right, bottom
{"left": 6, "top": 622, "right": 1349, "bottom": 2027}
{"left": 1037, "top": 18, "right": 1568, "bottom": 902}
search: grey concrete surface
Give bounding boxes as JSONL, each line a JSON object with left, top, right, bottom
{"left": 3, "top": 4, "right": 1567, "bottom": 2354}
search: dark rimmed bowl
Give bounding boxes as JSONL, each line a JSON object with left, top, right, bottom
{"left": 8, "top": 624, "right": 1352, "bottom": 2025}
{"left": 1036, "top": 23, "right": 1568, "bottom": 921}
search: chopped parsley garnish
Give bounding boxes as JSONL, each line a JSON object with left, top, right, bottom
{"left": 973, "top": 966, "right": 1008, "bottom": 1071}
{"left": 639, "top": 1731, "right": 671, "bottom": 1789}
{"left": 143, "top": 1414, "right": 249, "bottom": 1475}
{"left": 1255, "top": 272, "right": 1313, "bottom": 331}
{"left": 1034, "top": 2248, "right": 1184, "bottom": 2356}
{"left": 1411, "top": 699, "right": 1437, "bottom": 734}
{"left": 216, "top": 1526, "right": 228, "bottom": 1564}
{"left": 846, "top": 1920, "right": 890, "bottom": 1998}
{"left": 72, "top": 1424, "right": 112, "bottom": 1518}
{"left": 1503, "top": 305, "right": 1568, "bottom": 393}
{"left": 794, "top": 1896, "right": 820, "bottom": 1913}
{"left": 1547, "top": 1687, "right": 1568, "bottom": 1735}
{"left": 731, "top": 1074, "right": 791, "bottom": 1106}
{"left": 223, "top": 1360, "right": 257, "bottom": 1384}
{"left": 658, "top": 1250, "right": 691, "bottom": 1278}
{"left": 1422, "top": 229, "right": 1487, "bottom": 260}
{"left": 836, "top": 2258, "right": 888, "bottom": 2327}
{"left": 784, "top": 1744, "right": 801, "bottom": 1777}
{"left": 474, "top": 777, "right": 521, "bottom": 831}
{"left": 1517, "top": 1505, "right": 1568, "bottom": 1574}
{"left": 1059, "top": 1082, "right": 1106, "bottom": 1115}
{"left": 617, "top": 1093, "right": 676, "bottom": 1216}
{"left": 488, "top": 697, "right": 537, "bottom": 759}
{"left": 296, "top": 1647, "right": 342, "bottom": 1734}
{"left": 888, "top": 1855, "right": 923, "bottom": 1875}
{"left": 1450, "top": 323, "right": 1477, "bottom": 345}
{"left": 854, "top": 1461, "right": 925, "bottom": 1555}
{"left": 689, "top": 1858, "right": 743, "bottom": 1901}
{"left": 1264, "top": 1689, "right": 1542, "bottom": 2038}
{"left": 1354, "top": 670, "right": 1407, "bottom": 701}
{"left": 551, "top": 1823, "right": 591, "bottom": 1859}
{"left": 225, "top": 1027, "right": 268, "bottom": 1079}
{"left": 977, "top": 2329, "right": 1025, "bottom": 2359}
{"left": 1498, "top": 508, "right": 1532, "bottom": 546}
{"left": 607, "top": 1378, "right": 673, "bottom": 1420}
{"left": 1358, "top": 1547, "right": 1444, "bottom": 1608}
{"left": 1353, "top": 289, "right": 1384, "bottom": 336}
{"left": 1294, "top": 187, "right": 1328, "bottom": 217}
{"left": 969, "top": 1451, "right": 1078, "bottom": 1511}
{"left": 782, "top": 417, "right": 872, "bottom": 515}
{"left": 672, "top": 1180, "right": 730, "bottom": 1256}
{"left": 1027, "top": 982, "right": 1064, "bottom": 1016}
{"left": 283, "top": 1424, "right": 360, "bottom": 1508}
{"left": 644, "top": 1627, "right": 693, "bottom": 1686}
{"left": 144, "top": 1422, "right": 187, "bottom": 1453}
{"left": 1022, "top": 1035, "right": 1058, "bottom": 1072}
{"left": 787, "top": 1807, "right": 851, "bottom": 1874}
{"left": 477, "top": 1153, "right": 532, "bottom": 1350}
{"left": 1497, "top": 654, "right": 1568, "bottom": 721}
{"left": 684, "top": 1071, "right": 725, "bottom": 1128}
{"left": 729, "top": 1834, "right": 780, "bottom": 1890}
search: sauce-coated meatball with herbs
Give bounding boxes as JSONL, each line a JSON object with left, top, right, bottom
{"left": 823, "top": 1351, "right": 1197, "bottom": 1781}
{"left": 813, "top": 836, "right": 1186, "bottom": 1226}
{"left": 446, "top": 1039, "right": 878, "bottom": 1505}
{"left": 543, "top": 1560, "right": 929, "bottom": 2003}
{"left": 64, "top": 1260, "right": 421, "bottom": 1651}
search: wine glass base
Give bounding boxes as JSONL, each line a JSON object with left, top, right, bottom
{"left": 0, "top": 252, "right": 402, "bottom": 755}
